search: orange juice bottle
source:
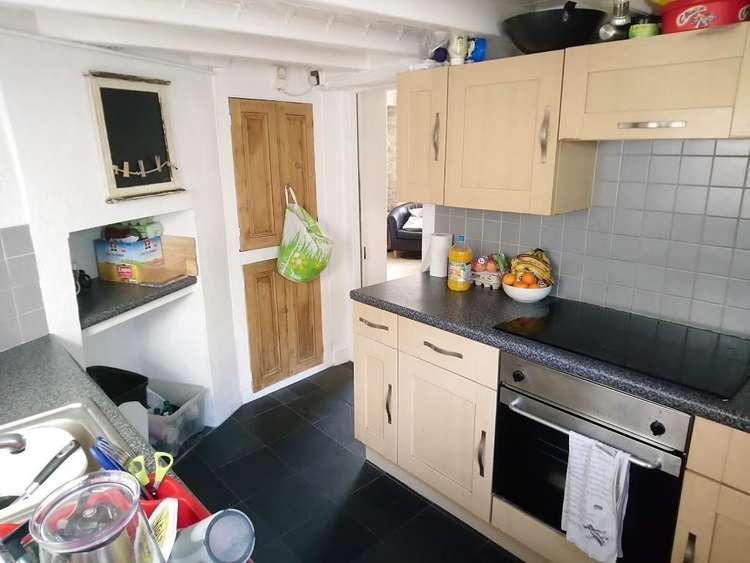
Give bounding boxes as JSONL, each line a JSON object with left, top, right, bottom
{"left": 447, "top": 235, "right": 473, "bottom": 292}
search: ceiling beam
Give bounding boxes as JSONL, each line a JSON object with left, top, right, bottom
{"left": 34, "top": 11, "right": 373, "bottom": 70}
{"left": 0, "top": 0, "right": 426, "bottom": 57}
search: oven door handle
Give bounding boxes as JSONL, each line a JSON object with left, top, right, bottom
{"left": 508, "top": 398, "right": 662, "bottom": 471}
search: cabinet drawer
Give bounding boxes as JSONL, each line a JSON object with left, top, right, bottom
{"left": 561, "top": 23, "right": 749, "bottom": 140}
{"left": 398, "top": 317, "right": 498, "bottom": 389}
{"left": 723, "top": 428, "right": 750, "bottom": 495}
{"left": 687, "top": 417, "right": 750, "bottom": 494}
{"left": 354, "top": 302, "right": 397, "bottom": 348}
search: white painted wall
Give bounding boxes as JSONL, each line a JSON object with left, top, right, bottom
{"left": 0, "top": 30, "right": 240, "bottom": 424}
{"left": 0, "top": 84, "right": 28, "bottom": 228}
{"left": 212, "top": 61, "right": 359, "bottom": 401}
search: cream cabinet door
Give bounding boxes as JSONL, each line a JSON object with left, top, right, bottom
{"left": 671, "top": 471, "right": 750, "bottom": 563}
{"left": 398, "top": 352, "right": 496, "bottom": 520}
{"left": 561, "top": 23, "right": 750, "bottom": 140}
{"left": 444, "top": 50, "right": 576, "bottom": 215}
{"left": 354, "top": 334, "right": 398, "bottom": 462}
{"left": 396, "top": 67, "right": 448, "bottom": 204}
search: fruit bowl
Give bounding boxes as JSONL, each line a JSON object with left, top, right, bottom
{"left": 502, "top": 283, "right": 552, "bottom": 303}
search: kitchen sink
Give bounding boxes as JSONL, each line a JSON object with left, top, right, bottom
{"left": 0, "top": 401, "right": 130, "bottom": 524}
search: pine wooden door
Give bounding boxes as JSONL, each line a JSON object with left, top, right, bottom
{"left": 397, "top": 352, "right": 496, "bottom": 519}
{"left": 243, "top": 260, "right": 289, "bottom": 391}
{"left": 396, "top": 67, "right": 448, "bottom": 204}
{"left": 561, "top": 23, "right": 750, "bottom": 140}
{"left": 443, "top": 51, "right": 565, "bottom": 215}
{"left": 285, "top": 275, "right": 323, "bottom": 376}
{"left": 354, "top": 334, "right": 398, "bottom": 462}
{"left": 230, "top": 99, "right": 317, "bottom": 250}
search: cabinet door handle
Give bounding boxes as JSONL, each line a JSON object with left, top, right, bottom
{"left": 682, "top": 532, "right": 696, "bottom": 563}
{"left": 477, "top": 430, "right": 486, "bottom": 477}
{"left": 432, "top": 112, "right": 440, "bottom": 161}
{"left": 618, "top": 120, "right": 686, "bottom": 130}
{"left": 539, "top": 105, "right": 550, "bottom": 164}
{"left": 359, "top": 317, "right": 389, "bottom": 331}
{"left": 423, "top": 340, "right": 463, "bottom": 359}
{"left": 385, "top": 383, "right": 393, "bottom": 424}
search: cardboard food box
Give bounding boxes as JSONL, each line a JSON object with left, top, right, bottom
{"left": 95, "top": 237, "right": 165, "bottom": 284}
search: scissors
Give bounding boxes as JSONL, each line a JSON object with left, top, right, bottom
{"left": 128, "top": 452, "right": 174, "bottom": 499}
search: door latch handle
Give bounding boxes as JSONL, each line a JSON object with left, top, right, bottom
{"left": 539, "top": 105, "right": 550, "bottom": 164}
{"left": 477, "top": 430, "right": 486, "bottom": 477}
{"left": 359, "top": 317, "right": 389, "bottom": 331}
{"left": 683, "top": 532, "right": 696, "bottom": 563}
{"left": 432, "top": 112, "right": 440, "bottom": 161}
{"left": 385, "top": 384, "right": 393, "bottom": 424}
{"left": 423, "top": 340, "right": 463, "bottom": 359}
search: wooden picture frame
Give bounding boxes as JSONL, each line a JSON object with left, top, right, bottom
{"left": 89, "top": 72, "right": 183, "bottom": 203}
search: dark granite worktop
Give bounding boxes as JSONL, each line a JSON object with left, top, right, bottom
{"left": 77, "top": 276, "right": 197, "bottom": 329}
{"left": 351, "top": 273, "right": 750, "bottom": 433}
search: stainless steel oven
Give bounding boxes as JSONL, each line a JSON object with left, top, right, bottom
{"left": 493, "top": 355, "right": 693, "bottom": 563}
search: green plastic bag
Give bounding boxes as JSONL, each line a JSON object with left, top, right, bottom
{"left": 277, "top": 186, "right": 333, "bottom": 282}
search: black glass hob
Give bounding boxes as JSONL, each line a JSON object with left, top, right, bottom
{"left": 495, "top": 298, "right": 750, "bottom": 400}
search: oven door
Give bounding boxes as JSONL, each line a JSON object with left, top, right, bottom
{"left": 493, "top": 387, "right": 685, "bottom": 563}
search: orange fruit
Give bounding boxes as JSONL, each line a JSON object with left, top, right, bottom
{"left": 528, "top": 283, "right": 540, "bottom": 289}
{"left": 520, "top": 272, "right": 537, "bottom": 285}
{"left": 512, "top": 282, "right": 529, "bottom": 288}
{"left": 502, "top": 273, "right": 516, "bottom": 285}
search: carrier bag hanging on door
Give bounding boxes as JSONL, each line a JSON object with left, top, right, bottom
{"left": 277, "top": 185, "right": 333, "bottom": 282}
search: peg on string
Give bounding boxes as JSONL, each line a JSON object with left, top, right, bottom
{"left": 123, "top": 161, "right": 130, "bottom": 178}
{"left": 138, "top": 160, "right": 146, "bottom": 177}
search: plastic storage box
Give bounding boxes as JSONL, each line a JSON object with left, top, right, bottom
{"left": 147, "top": 379, "right": 206, "bottom": 455}
{"left": 87, "top": 366, "right": 149, "bottom": 407}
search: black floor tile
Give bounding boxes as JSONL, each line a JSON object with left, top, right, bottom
{"left": 236, "top": 404, "right": 309, "bottom": 445}
{"left": 269, "top": 423, "right": 346, "bottom": 470}
{"left": 354, "top": 505, "right": 487, "bottom": 563}
{"left": 173, "top": 453, "right": 239, "bottom": 512}
{"left": 193, "top": 418, "right": 263, "bottom": 469}
{"left": 175, "top": 426, "right": 212, "bottom": 461}
{"left": 341, "top": 474, "right": 428, "bottom": 538}
{"left": 244, "top": 473, "right": 334, "bottom": 538}
{"left": 300, "top": 447, "right": 381, "bottom": 505}
{"left": 271, "top": 379, "right": 320, "bottom": 404}
{"left": 232, "top": 394, "right": 281, "bottom": 422}
{"left": 282, "top": 503, "right": 378, "bottom": 563}
{"left": 469, "top": 541, "right": 524, "bottom": 563}
{"left": 234, "top": 500, "right": 278, "bottom": 551}
{"left": 314, "top": 403, "right": 363, "bottom": 456}
{"left": 215, "top": 447, "right": 294, "bottom": 500}
{"left": 288, "top": 387, "right": 351, "bottom": 424}
{"left": 252, "top": 539, "right": 302, "bottom": 563}
{"left": 309, "top": 363, "right": 354, "bottom": 405}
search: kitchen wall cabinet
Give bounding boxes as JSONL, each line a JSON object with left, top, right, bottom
{"left": 230, "top": 99, "right": 317, "bottom": 251}
{"left": 354, "top": 333, "right": 398, "bottom": 462}
{"left": 445, "top": 51, "right": 595, "bottom": 215}
{"left": 243, "top": 260, "right": 322, "bottom": 391}
{"left": 397, "top": 351, "right": 496, "bottom": 520}
{"left": 561, "top": 23, "right": 750, "bottom": 140}
{"left": 395, "top": 67, "right": 448, "bottom": 205}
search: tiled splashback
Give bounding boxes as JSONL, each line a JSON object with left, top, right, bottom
{"left": 435, "top": 139, "right": 750, "bottom": 338}
{"left": 0, "top": 225, "right": 48, "bottom": 352}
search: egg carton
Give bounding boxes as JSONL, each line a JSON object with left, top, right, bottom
{"left": 471, "top": 271, "right": 501, "bottom": 290}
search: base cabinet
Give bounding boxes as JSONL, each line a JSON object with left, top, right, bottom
{"left": 397, "top": 352, "right": 496, "bottom": 520}
{"left": 354, "top": 334, "right": 398, "bottom": 463}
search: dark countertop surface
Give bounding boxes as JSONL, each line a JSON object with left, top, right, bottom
{"left": 0, "top": 336, "right": 157, "bottom": 468}
{"left": 78, "top": 276, "right": 198, "bottom": 329}
{"left": 351, "top": 273, "right": 750, "bottom": 434}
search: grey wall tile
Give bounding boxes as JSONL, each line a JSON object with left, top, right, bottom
{"left": 612, "top": 235, "right": 639, "bottom": 261}
{"left": 661, "top": 295, "right": 691, "bottom": 322}
{"left": 606, "top": 285, "right": 634, "bottom": 310}
{"left": 561, "top": 252, "right": 584, "bottom": 277}
{"left": 608, "top": 259, "right": 635, "bottom": 286}
{"left": 563, "top": 229, "right": 586, "bottom": 254}
{"left": 12, "top": 283, "right": 43, "bottom": 315}
{"left": 500, "top": 221, "right": 520, "bottom": 244}
{"left": 541, "top": 226, "right": 562, "bottom": 251}
{"left": 0, "top": 318, "right": 22, "bottom": 353}
{"left": 0, "top": 262, "right": 10, "bottom": 291}
{"left": 596, "top": 155, "right": 621, "bottom": 181}
{"left": 586, "top": 232, "right": 612, "bottom": 257}
{"left": 618, "top": 182, "right": 646, "bottom": 209}
{"left": 726, "top": 279, "right": 750, "bottom": 309}
{"left": 519, "top": 216, "right": 541, "bottom": 247}
{"left": 672, "top": 214, "right": 704, "bottom": 243}
{"left": 632, "top": 289, "right": 662, "bottom": 315}
{"left": 648, "top": 156, "right": 680, "bottom": 184}
{"left": 481, "top": 239, "right": 500, "bottom": 256}
{"left": 693, "top": 274, "right": 728, "bottom": 304}
{"left": 652, "top": 140, "right": 683, "bottom": 155}
{"left": 639, "top": 238, "right": 669, "bottom": 266}
{"left": 664, "top": 269, "right": 695, "bottom": 298}
{"left": 636, "top": 264, "right": 666, "bottom": 292}
{"left": 679, "top": 157, "right": 712, "bottom": 185}
{"left": 449, "top": 215, "right": 466, "bottom": 235}
{"left": 710, "top": 157, "right": 747, "bottom": 187}
{"left": 623, "top": 140, "right": 652, "bottom": 154}
{"left": 583, "top": 256, "right": 609, "bottom": 282}
{"left": 737, "top": 220, "right": 750, "bottom": 250}
{"left": 599, "top": 141, "right": 623, "bottom": 154}
{"left": 706, "top": 187, "right": 742, "bottom": 217}
{"left": 675, "top": 186, "right": 708, "bottom": 214}
{"left": 1, "top": 225, "right": 33, "bottom": 258}
{"left": 723, "top": 306, "right": 750, "bottom": 334}
{"left": 614, "top": 209, "right": 643, "bottom": 236}
{"left": 698, "top": 245, "right": 733, "bottom": 275}
{"left": 542, "top": 215, "right": 563, "bottom": 228}
{"left": 564, "top": 209, "right": 589, "bottom": 230}
{"left": 500, "top": 242, "right": 520, "bottom": 257}
{"left": 467, "top": 209, "right": 484, "bottom": 219}
{"left": 0, "top": 290, "right": 16, "bottom": 322}
{"left": 485, "top": 210, "right": 502, "bottom": 222}
{"left": 592, "top": 181, "right": 618, "bottom": 207}
{"left": 621, "top": 155, "right": 650, "bottom": 182}
{"left": 558, "top": 275, "right": 582, "bottom": 299}
{"left": 742, "top": 191, "right": 750, "bottom": 218}
{"left": 689, "top": 300, "right": 723, "bottom": 329}
{"left": 683, "top": 140, "right": 715, "bottom": 156}
{"left": 645, "top": 184, "right": 676, "bottom": 212}
{"left": 589, "top": 207, "right": 615, "bottom": 233}
{"left": 483, "top": 219, "right": 501, "bottom": 242}
{"left": 731, "top": 249, "right": 750, "bottom": 280}
{"left": 581, "top": 280, "right": 606, "bottom": 305}
{"left": 434, "top": 214, "right": 449, "bottom": 232}
{"left": 7, "top": 254, "right": 39, "bottom": 286}
{"left": 668, "top": 242, "right": 700, "bottom": 270}
{"left": 18, "top": 309, "right": 48, "bottom": 342}
{"left": 716, "top": 140, "right": 750, "bottom": 156}
{"left": 642, "top": 212, "right": 673, "bottom": 239}
{"left": 466, "top": 218, "right": 483, "bottom": 240}
{"left": 502, "top": 212, "right": 520, "bottom": 223}
{"left": 702, "top": 217, "right": 737, "bottom": 247}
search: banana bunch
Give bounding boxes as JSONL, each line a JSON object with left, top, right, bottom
{"left": 510, "top": 248, "right": 554, "bottom": 286}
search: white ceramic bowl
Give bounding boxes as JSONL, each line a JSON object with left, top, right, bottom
{"left": 502, "top": 283, "right": 552, "bottom": 303}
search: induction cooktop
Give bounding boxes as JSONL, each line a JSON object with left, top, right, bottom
{"left": 494, "top": 298, "right": 750, "bottom": 400}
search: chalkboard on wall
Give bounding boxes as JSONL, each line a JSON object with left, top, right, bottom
{"left": 90, "top": 72, "right": 183, "bottom": 202}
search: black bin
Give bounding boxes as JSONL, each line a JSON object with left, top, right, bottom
{"left": 87, "top": 366, "right": 149, "bottom": 408}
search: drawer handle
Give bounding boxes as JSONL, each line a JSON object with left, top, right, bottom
{"left": 385, "top": 383, "right": 393, "bottom": 425}
{"left": 478, "top": 430, "right": 486, "bottom": 477}
{"left": 617, "top": 120, "right": 686, "bottom": 130}
{"left": 683, "top": 532, "right": 696, "bottom": 563}
{"left": 359, "top": 317, "right": 389, "bottom": 331}
{"left": 539, "top": 105, "right": 550, "bottom": 164}
{"left": 423, "top": 340, "right": 463, "bottom": 359}
{"left": 432, "top": 112, "right": 440, "bottom": 161}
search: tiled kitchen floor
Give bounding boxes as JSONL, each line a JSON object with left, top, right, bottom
{"left": 174, "top": 362, "right": 520, "bottom": 563}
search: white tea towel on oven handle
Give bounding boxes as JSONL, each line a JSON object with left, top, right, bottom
{"left": 561, "top": 432, "right": 631, "bottom": 563}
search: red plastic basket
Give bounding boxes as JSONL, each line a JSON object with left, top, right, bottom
{"left": 140, "top": 474, "right": 210, "bottom": 529}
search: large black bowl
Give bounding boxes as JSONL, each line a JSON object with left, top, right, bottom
{"left": 502, "top": 2, "right": 606, "bottom": 54}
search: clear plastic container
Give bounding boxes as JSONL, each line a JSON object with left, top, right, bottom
{"left": 147, "top": 380, "right": 206, "bottom": 455}
{"left": 447, "top": 234, "right": 473, "bottom": 292}
{"left": 29, "top": 470, "right": 164, "bottom": 563}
